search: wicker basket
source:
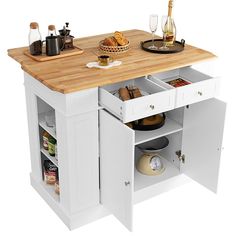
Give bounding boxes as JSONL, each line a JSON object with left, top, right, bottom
{"left": 99, "top": 40, "right": 130, "bottom": 54}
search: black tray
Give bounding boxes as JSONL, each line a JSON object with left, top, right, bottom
{"left": 141, "top": 39, "right": 185, "bottom": 54}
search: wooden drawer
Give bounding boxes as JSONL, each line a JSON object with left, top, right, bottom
{"left": 150, "top": 67, "right": 218, "bottom": 108}
{"left": 99, "top": 77, "right": 175, "bottom": 123}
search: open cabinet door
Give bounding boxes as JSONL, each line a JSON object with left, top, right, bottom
{"left": 99, "top": 110, "right": 134, "bottom": 231}
{"left": 182, "top": 98, "right": 226, "bottom": 192}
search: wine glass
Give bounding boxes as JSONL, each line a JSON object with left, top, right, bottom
{"left": 160, "top": 15, "right": 169, "bottom": 51}
{"left": 148, "top": 14, "right": 158, "bottom": 50}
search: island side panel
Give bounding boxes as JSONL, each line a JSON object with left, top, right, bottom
{"left": 24, "top": 72, "right": 100, "bottom": 215}
{"left": 25, "top": 85, "right": 42, "bottom": 182}
{"left": 56, "top": 109, "right": 100, "bottom": 214}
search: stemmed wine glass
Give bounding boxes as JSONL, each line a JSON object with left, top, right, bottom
{"left": 159, "top": 15, "right": 169, "bottom": 50}
{"left": 148, "top": 14, "right": 158, "bottom": 50}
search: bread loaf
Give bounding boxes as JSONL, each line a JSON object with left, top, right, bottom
{"left": 119, "top": 87, "right": 131, "bottom": 101}
{"left": 103, "top": 37, "right": 118, "bottom": 46}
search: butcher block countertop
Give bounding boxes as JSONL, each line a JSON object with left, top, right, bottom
{"left": 8, "top": 29, "right": 216, "bottom": 94}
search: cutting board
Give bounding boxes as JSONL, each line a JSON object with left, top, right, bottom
{"left": 24, "top": 45, "right": 84, "bottom": 62}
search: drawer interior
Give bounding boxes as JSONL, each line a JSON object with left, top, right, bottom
{"left": 151, "top": 67, "right": 214, "bottom": 89}
{"left": 101, "top": 77, "right": 167, "bottom": 100}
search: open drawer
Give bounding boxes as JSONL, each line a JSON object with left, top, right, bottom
{"left": 150, "top": 67, "right": 219, "bottom": 108}
{"left": 99, "top": 77, "right": 175, "bottom": 123}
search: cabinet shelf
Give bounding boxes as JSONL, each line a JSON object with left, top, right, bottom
{"left": 38, "top": 112, "right": 56, "bottom": 139}
{"left": 41, "top": 181, "right": 60, "bottom": 203}
{"left": 135, "top": 117, "right": 182, "bottom": 145}
{"left": 134, "top": 157, "right": 180, "bottom": 192}
{"left": 41, "top": 148, "right": 58, "bottom": 167}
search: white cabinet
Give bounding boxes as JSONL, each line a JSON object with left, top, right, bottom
{"left": 23, "top": 64, "right": 226, "bottom": 231}
{"left": 99, "top": 98, "right": 226, "bottom": 230}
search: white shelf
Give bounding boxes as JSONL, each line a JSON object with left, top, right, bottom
{"left": 41, "top": 148, "right": 58, "bottom": 167}
{"left": 134, "top": 156, "right": 180, "bottom": 192}
{"left": 135, "top": 117, "right": 182, "bottom": 145}
{"left": 41, "top": 181, "right": 60, "bottom": 203}
{"left": 38, "top": 112, "right": 56, "bottom": 139}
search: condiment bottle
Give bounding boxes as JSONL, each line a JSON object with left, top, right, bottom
{"left": 48, "top": 136, "right": 56, "bottom": 156}
{"left": 48, "top": 25, "right": 57, "bottom": 36}
{"left": 29, "top": 22, "right": 42, "bottom": 55}
{"left": 42, "top": 131, "right": 50, "bottom": 150}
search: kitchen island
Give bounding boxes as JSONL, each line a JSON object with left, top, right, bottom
{"left": 8, "top": 29, "right": 226, "bottom": 231}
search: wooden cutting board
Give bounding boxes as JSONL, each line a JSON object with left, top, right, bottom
{"left": 24, "top": 45, "right": 84, "bottom": 62}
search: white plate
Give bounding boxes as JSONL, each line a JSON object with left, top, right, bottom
{"left": 86, "top": 61, "right": 122, "bottom": 69}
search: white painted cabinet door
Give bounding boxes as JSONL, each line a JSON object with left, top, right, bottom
{"left": 181, "top": 98, "right": 226, "bottom": 192}
{"left": 99, "top": 110, "right": 135, "bottom": 231}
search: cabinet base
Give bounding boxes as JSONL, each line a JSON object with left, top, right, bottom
{"left": 134, "top": 174, "right": 191, "bottom": 204}
{"left": 30, "top": 174, "right": 110, "bottom": 230}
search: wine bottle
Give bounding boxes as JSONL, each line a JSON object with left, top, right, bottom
{"left": 164, "top": 0, "right": 176, "bottom": 46}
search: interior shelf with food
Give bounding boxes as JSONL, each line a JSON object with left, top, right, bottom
{"left": 40, "top": 152, "right": 60, "bottom": 202}
{"left": 39, "top": 126, "right": 58, "bottom": 165}
{"left": 36, "top": 96, "right": 60, "bottom": 201}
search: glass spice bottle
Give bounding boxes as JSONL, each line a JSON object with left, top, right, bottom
{"left": 42, "top": 131, "right": 50, "bottom": 150}
{"left": 48, "top": 136, "right": 56, "bottom": 156}
{"left": 29, "top": 22, "right": 42, "bottom": 55}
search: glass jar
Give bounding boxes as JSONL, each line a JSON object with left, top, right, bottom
{"left": 29, "top": 22, "right": 42, "bottom": 55}
{"left": 42, "top": 131, "right": 50, "bottom": 150}
{"left": 48, "top": 136, "right": 56, "bottom": 156}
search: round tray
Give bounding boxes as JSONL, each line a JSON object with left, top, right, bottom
{"left": 99, "top": 40, "right": 130, "bottom": 54}
{"left": 132, "top": 113, "right": 166, "bottom": 131}
{"left": 140, "top": 39, "right": 185, "bottom": 54}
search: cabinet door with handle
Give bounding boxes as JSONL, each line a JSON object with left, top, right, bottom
{"left": 181, "top": 98, "right": 226, "bottom": 192}
{"left": 99, "top": 110, "right": 134, "bottom": 231}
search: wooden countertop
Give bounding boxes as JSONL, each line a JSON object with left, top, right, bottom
{"left": 8, "top": 29, "right": 216, "bottom": 94}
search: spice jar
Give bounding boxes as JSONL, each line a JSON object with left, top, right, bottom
{"left": 29, "top": 22, "right": 42, "bottom": 55}
{"left": 42, "top": 131, "right": 50, "bottom": 150}
{"left": 48, "top": 136, "right": 56, "bottom": 156}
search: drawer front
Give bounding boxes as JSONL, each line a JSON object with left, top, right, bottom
{"left": 123, "top": 90, "right": 175, "bottom": 123}
{"left": 175, "top": 79, "right": 217, "bottom": 108}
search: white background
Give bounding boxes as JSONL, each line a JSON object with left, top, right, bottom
{"left": 1, "top": 0, "right": 235, "bottom": 235}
